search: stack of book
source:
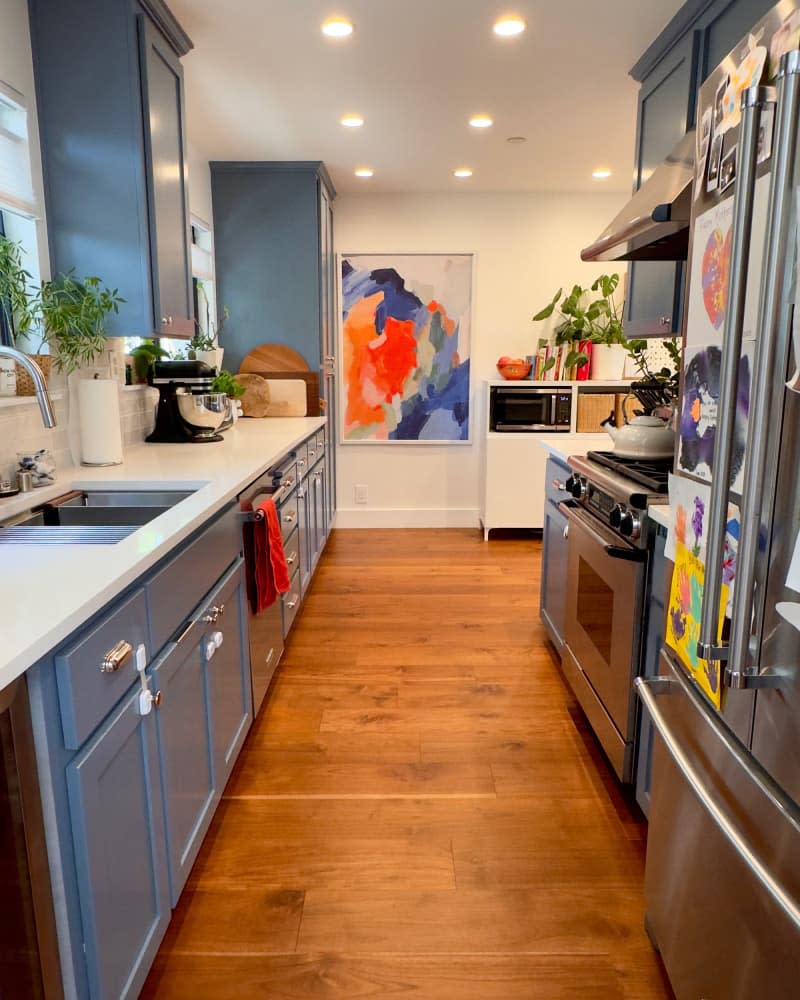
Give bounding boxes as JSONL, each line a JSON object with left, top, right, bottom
{"left": 531, "top": 340, "right": 592, "bottom": 381}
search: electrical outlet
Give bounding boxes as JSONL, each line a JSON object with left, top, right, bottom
{"left": 354, "top": 484, "right": 368, "bottom": 504}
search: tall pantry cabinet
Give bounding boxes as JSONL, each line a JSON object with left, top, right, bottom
{"left": 210, "top": 161, "right": 337, "bottom": 529}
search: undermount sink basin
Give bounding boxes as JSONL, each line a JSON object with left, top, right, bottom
{"left": 0, "top": 488, "right": 195, "bottom": 544}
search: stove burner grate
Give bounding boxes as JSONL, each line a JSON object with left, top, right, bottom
{"left": 586, "top": 451, "right": 671, "bottom": 494}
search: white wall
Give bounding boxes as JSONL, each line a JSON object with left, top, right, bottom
{"left": 334, "top": 191, "right": 626, "bottom": 527}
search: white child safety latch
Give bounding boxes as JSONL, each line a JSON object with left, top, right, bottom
{"left": 135, "top": 644, "right": 155, "bottom": 716}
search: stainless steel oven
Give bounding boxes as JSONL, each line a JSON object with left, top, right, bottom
{"left": 557, "top": 451, "right": 670, "bottom": 783}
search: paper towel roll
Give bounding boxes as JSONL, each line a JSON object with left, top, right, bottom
{"left": 78, "top": 378, "right": 123, "bottom": 466}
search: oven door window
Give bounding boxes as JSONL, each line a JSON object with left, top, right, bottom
{"left": 564, "top": 511, "right": 645, "bottom": 734}
{"left": 576, "top": 557, "right": 614, "bottom": 666}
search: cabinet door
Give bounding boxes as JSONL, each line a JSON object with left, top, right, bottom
{"left": 66, "top": 688, "right": 169, "bottom": 1000}
{"left": 205, "top": 562, "right": 252, "bottom": 793}
{"left": 310, "top": 461, "right": 326, "bottom": 566}
{"left": 139, "top": 15, "right": 193, "bottom": 337}
{"left": 296, "top": 483, "right": 311, "bottom": 594}
{"left": 540, "top": 500, "right": 569, "bottom": 651}
{"left": 151, "top": 628, "right": 215, "bottom": 906}
{"left": 701, "top": 0, "right": 776, "bottom": 78}
{"left": 626, "top": 30, "right": 697, "bottom": 338}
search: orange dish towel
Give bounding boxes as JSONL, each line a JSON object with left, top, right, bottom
{"left": 253, "top": 497, "right": 291, "bottom": 612}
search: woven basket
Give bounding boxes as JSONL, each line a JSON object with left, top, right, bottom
{"left": 15, "top": 354, "right": 52, "bottom": 396}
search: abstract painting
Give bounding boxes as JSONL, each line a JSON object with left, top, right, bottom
{"left": 340, "top": 254, "right": 472, "bottom": 443}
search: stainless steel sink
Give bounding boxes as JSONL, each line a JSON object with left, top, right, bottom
{"left": 0, "top": 488, "right": 195, "bottom": 544}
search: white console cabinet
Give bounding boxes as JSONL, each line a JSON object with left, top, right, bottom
{"left": 478, "top": 379, "right": 629, "bottom": 539}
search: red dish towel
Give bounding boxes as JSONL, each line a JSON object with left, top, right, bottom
{"left": 251, "top": 497, "right": 291, "bottom": 612}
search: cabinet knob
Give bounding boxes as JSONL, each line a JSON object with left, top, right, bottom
{"left": 308, "top": 449, "right": 316, "bottom": 459}
{"left": 161, "top": 316, "right": 173, "bottom": 327}
{"left": 325, "top": 355, "right": 336, "bottom": 364}
{"left": 101, "top": 639, "right": 133, "bottom": 674}
{"left": 152, "top": 691, "right": 163, "bottom": 708}
{"left": 202, "top": 604, "right": 224, "bottom": 624}
{"left": 659, "top": 316, "right": 671, "bottom": 327}
{"left": 281, "top": 476, "right": 294, "bottom": 488}
{"left": 287, "top": 553, "right": 297, "bottom": 565}
{"left": 283, "top": 511, "right": 296, "bottom": 523}
{"left": 563, "top": 523, "right": 569, "bottom": 540}
{"left": 551, "top": 479, "right": 566, "bottom": 491}
{"left": 287, "top": 595, "right": 299, "bottom": 609}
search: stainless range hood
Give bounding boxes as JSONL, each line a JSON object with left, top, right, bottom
{"left": 581, "top": 130, "right": 694, "bottom": 262}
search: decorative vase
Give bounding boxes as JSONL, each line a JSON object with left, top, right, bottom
{"left": 590, "top": 344, "right": 626, "bottom": 380}
{"left": 15, "top": 354, "right": 52, "bottom": 396}
{"left": 197, "top": 348, "right": 223, "bottom": 371}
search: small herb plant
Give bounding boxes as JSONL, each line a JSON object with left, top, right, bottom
{"left": 38, "top": 274, "right": 124, "bottom": 374}
{"left": 211, "top": 369, "right": 245, "bottom": 398}
{"left": 129, "top": 339, "right": 169, "bottom": 381}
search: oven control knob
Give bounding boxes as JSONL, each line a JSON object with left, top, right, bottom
{"left": 569, "top": 476, "right": 588, "bottom": 502}
{"left": 609, "top": 504, "right": 625, "bottom": 529}
{"left": 619, "top": 511, "right": 641, "bottom": 540}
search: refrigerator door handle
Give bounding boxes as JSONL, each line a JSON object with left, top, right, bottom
{"left": 636, "top": 674, "right": 800, "bottom": 931}
{"left": 697, "top": 84, "right": 772, "bottom": 663}
{"left": 726, "top": 58, "right": 800, "bottom": 690}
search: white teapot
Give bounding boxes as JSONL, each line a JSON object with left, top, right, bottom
{"left": 604, "top": 396, "right": 675, "bottom": 459}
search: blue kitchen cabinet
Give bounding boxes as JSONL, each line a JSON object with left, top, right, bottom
{"left": 25, "top": 504, "right": 248, "bottom": 997}
{"left": 65, "top": 687, "right": 170, "bottom": 1000}
{"left": 29, "top": 0, "right": 194, "bottom": 337}
{"left": 635, "top": 524, "right": 669, "bottom": 817}
{"left": 309, "top": 457, "right": 327, "bottom": 570}
{"left": 540, "top": 455, "right": 572, "bottom": 652}
{"left": 150, "top": 624, "right": 215, "bottom": 907}
{"left": 626, "top": 0, "right": 776, "bottom": 339}
{"left": 204, "top": 562, "right": 252, "bottom": 793}
{"left": 625, "top": 30, "right": 697, "bottom": 339}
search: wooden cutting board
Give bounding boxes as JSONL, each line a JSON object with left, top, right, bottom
{"left": 240, "top": 343, "right": 310, "bottom": 373}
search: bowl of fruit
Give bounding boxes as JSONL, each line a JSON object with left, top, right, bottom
{"left": 496, "top": 356, "right": 532, "bottom": 380}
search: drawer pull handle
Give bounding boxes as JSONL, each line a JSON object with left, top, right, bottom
{"left": 552, "top": 479, "right": 566, "bottom": 490}
{"left": 287, "top": 595, "right": 299, "bottom": 609}
{"left": 283, "top": 512, "right": 296, "bottom": 523}
{"left": 202, "top": 603, "right": 226, "bottom": 624}
{"left": 281, "top": 476, "right": 295, "bottom": 488}
{"left": 287, "top": 554, "right": 297, "bottom": 565}
{"left": 101, "top": 640, "right": 133, "bottom": 674}
{"left": 153, "top": 691, "right": 163, "bottom": 708}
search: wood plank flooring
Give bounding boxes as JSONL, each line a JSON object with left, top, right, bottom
{"left": 142, "top": 529, "right": 674, "bottom": 1000}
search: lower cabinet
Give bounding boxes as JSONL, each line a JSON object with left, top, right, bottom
{"left": 26, "top": 504, "right": 252, "bottom": 999}
{"left": 635, "top": 525, "right": 669, "bottom": 817}
{"left": 66, "top": 688, "right": 170, "bottom": 1000}
{"left": 539, "top": 455, "right": 572, "bottom": 651}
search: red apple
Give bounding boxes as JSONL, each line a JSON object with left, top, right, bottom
{"left": 497, "top": 355, "right": 512, "bottom": 366}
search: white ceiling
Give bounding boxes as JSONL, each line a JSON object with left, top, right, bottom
{"left": 170, "top": 0, "right": 685, "bottom": 196}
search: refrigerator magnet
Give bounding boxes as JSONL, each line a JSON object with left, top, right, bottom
{"left": 707, "top": 134, "right": 723, "bottom": 192}
{"left": 718, "top": 146, "right": 737, "bottom": 194}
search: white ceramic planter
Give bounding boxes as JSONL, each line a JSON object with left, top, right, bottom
{"left": 591, "top": 343, "right": 627, "bottom": 380}
{"left": 197, "top": 348, "right": 224, "bottom": 371}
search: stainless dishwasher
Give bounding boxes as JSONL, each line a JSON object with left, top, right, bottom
{"left": 239, "top": 470, "right": 286, "bottom": 714}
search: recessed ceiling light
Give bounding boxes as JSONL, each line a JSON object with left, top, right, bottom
{"left": 340, "top": 114, "right": 364, "bottom": 128}
{"left": 493, "top": 15, "right": 526, "bottom": 37}
{"left": 454, "top": 168, "right": 473, "bottom": 179}
{"left": 321, "top": 17, "right": 354, "bottom": 38}
{"left": 592, "top": 167, "right": 612, "bottom": 179}
{"left": 506, "top": 135, "right": 527, "bottom": 144}
{"left": 354, "top": 167, "right": 374, "bottom": 178}
{"left": 469, "top": 114, "right": 494, "bottom": 129}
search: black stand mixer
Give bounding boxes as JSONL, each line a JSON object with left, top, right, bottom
{"left": 146, "top": 361, "right": 228, "bottom": 443}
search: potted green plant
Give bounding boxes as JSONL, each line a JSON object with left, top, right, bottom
{"left": 36, "top": 274, "right": 124, "bottom": 378}
{"left": 0, "top": 235, "right": 45, "bottom": 393}
{"left": 129, "top": 339, "right": 169, "bottom": 383}
{"left": 210, "top": 369, "right": 245, "bottom": 399}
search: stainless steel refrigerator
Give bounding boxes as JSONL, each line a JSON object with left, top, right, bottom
{"left": 636, "top": 4, "right": 800, "bottom": 997}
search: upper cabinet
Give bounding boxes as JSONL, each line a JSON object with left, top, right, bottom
{"left": 626, "top": 0, "right": 776, "bottom": 338}
{"left": 28, "top": 0, "right": 194, "bottom": 337}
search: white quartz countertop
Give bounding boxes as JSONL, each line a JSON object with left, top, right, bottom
{"left": 536, "top": 433, "right": 610, "bottom": 463}
{"left": 0, "top": 416, "right": 325, "bottom": 691}
{"left": 648, "top": 504, "right": 671, "bottom": 530}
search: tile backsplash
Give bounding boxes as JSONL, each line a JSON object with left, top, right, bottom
{"left": 0, "top": 344, "right": 156, "bottom": 484}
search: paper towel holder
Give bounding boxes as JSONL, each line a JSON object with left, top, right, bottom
{"left": 79, "top": 374, "right": 124, "bottom": 467}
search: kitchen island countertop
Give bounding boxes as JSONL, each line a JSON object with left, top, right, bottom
{"left": 0, "top": 416, "right": 325, "bottom": 692}
{"left": 536, "top": 433, "right": 609, "bottom": 463}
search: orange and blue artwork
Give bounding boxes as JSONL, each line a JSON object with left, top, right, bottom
{"left": 340, "top": 254, "right": 472, "bottom": 442}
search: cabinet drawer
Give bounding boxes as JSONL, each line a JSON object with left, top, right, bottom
{"left": 306, "top": 437, "right": 321, "bottom": 468}
{"left": 293, "top": 441, "right": 309, "bottom": 480}
{"left": 56, "top": 588, "right": 149, "bottom": 750}
{"left": 278, "top": 492, "right": 299, "bottom": 542}
{"left": 147, "top": 504, "right": 240, "bottom": 653}
{"left": 283, "top": 526, "right": 300, "bottom": 576}
{"left": 545, "top": 456, "right": 572, "bottom": 507}
{"left": 272, "top": 459, "right": 298, "bottom": 494}
{"left": 281, "top": 568, "right": 302, "bottom": 638}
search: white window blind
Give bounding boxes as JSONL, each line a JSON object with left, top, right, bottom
{"left": 0, "top": 80, "right": 37, "bottom": 218}
{"left": 190, "top": 213, "right": 214, "bottom": 280}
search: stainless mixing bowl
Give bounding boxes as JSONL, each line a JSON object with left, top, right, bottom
{"left": 176, "top": 391, "right": 228, "bottom": 439}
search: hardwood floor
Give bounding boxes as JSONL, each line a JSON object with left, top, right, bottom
{"left": 142, "top": 529, "right": 674, "bottom": 999}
